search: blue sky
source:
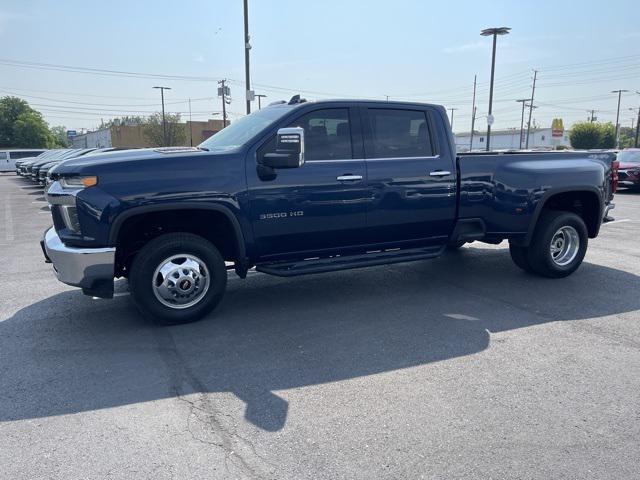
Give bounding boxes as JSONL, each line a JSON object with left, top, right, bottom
{"left": 1, "top": 0, "right": 639, "bottom": 132}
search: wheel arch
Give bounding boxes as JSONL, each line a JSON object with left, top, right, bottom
{"left": 524, "top": 187, "right": 603, "bottom": 245}
{"left": 109, "top": 203, "right": 247, "bottom": 273}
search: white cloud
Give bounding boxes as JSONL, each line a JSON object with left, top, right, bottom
{"left": 193, "top": 54, "right": 205, "bottom": 63}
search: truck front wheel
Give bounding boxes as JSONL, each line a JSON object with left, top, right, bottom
{"left": 129, "top": 233, "right": 227, "bottom": 325}
{"left": 513, "top": 211, "right": 588, "bottom": 278}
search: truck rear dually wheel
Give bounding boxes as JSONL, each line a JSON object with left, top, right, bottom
{"left": 508, "top": 243, "right": 535, "bottom": 273}
{"left": 511, "top": 211, "right": 588, "bottom": 278}
{"left": 129, "top": 233, "right": 227, "bottom": 325}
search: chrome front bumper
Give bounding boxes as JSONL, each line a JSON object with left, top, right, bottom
{"left": 42, "top": 227, "right": 115, "bottom": 297}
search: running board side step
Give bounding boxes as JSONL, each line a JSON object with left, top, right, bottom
{"left": 256, "top": 245, "right": 445, "bottom": 277}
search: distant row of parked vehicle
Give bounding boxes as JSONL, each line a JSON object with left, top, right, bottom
{"left": 13, "top": 148, "right": 128, "bottom": 186}
{"left": 617, "top": 149, "right": 640, "bottom": 192}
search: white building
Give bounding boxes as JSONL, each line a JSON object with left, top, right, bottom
{"left": 72, "top": 128, "right": 112, "bottom": 148}
{"left": 455, "top": 127, "right": 571, "bottom": 152}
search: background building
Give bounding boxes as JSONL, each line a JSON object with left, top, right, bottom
{"left": 72, "top": 119, "right": 225, "bottom": 148}
{"left": 455, "top": 127, "right": 571, "bottom": 152}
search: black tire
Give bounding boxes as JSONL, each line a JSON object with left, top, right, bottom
{"left": 526, "top": 211, "right": 588, "bottom": 278}
{"left": 129, "top": 233, "right": 227, "bottom": 325}
{"left": 509, "top": 243, "right": 535, "bottom": 273}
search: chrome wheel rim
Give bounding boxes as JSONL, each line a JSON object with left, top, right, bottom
{"left": 550, "top": 226, "right": 579, "bottom": 266}
{"left": 152, "top": 254, "right": 210, "bottom": 309}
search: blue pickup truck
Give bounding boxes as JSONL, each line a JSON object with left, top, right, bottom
{"left": 43, "top": 98, "right": 617, "bottom": 325}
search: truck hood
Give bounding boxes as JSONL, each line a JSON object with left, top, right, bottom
{"left": 51, "top": 147, "right": 219, "bottom": 176}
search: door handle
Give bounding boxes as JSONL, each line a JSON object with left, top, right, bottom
{"left": 337, "top": 175, "right": 363, "bottom": 181}
{"left": 429, "top": 170, "right": 451, "bottom": 177}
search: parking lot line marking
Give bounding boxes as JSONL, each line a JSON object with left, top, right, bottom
{"left": 4, "top": 195, "right": 14, "bottom": 242}
{"left": 603, "top": 218, "right": 631, "bottom": 225}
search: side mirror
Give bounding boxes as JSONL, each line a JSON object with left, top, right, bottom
{"left": 261, "top": 127, "right": 305, "bottom": 169}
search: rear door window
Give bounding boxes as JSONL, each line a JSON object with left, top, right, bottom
{"left": 366, "top": 109, "right": 433, "bottom": 158}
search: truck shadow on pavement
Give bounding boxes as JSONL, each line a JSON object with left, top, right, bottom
{"left": 2, "top": 246, "right": 639, "bottom": 431}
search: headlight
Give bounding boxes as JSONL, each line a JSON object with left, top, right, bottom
{"left": 59, "top": 176, "right": 98, "bottom": 189}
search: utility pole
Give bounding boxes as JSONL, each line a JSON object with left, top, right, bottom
{"left": 243, "top": 0, "right": 251, "bottom": 114}
{"left": 516, "top": 99, "right": 528, "bottom": 149}
{"left": 470, "top": 107, "right": 477, "bottom": 151}
{"left": 255, "top": 94, "right": 267, "bottom": 109}
{"left": 449, "top": 108, "right": 458, "bottom": 131}
{"left": 480, "top": 27, "right": 511, "bottom": 152}
{"left": 635, "top": 92, "right": 640, "bottom": 148}
{"left": 587, "top": 109, "right": 597, "bottom": 122}
{"left": 612, "top": 89, "right": 629, "bottom": 148}
{"left": 469, "top": 75, "right": 477, "bottom": 151}
{"left": 525, "top": 70, "right": 537, "bottom": 149}
{"left": 153, "top": 86, "right": 171, "bottom": 146}
{"left": 218, "top": 79, "right": 228, "bottom": 127}
{"left": 188, "top": 98, "right": 193, "bottom": 147}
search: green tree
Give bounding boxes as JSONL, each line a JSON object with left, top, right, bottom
{"left": 619, "top": 126, "right": 636, "bottom": 149}
{"left": 0, "top": 96, "right": 57, "bottom": 147}
{"left": 50, "top": 125, "right": 70, "bottom": 147}
{"left": 569, "top": 122, "right": 602, "bottom": 149}
{"left": 143, "top": 112, "right": 186, "bottom": 147}
{"left": 12, "top": 111, "right": 56, "bottom": 148}
{"left": 599, "top": 122, "right": 615, "bottom": 149}
{"left": 569, "top": 122, "right": 617, "bottom": 149}
{"left": 101, "top": 116, "right": 145, "bottom": 128}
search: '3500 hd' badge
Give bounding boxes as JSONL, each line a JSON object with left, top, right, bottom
{"left": 259, "top": 211, "right": 304, "bottom": 220}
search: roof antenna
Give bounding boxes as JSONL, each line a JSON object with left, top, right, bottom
{"left": 288, "top": 94, "right": 307, "bottom": 105}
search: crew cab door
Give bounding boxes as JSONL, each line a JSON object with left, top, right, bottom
{"left": 361, "top": 105, "right": 456, "bottom": 245}
{"left": 247, "top": 106, "right": 369, "bottom": 259}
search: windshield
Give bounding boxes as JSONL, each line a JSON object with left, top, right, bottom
{"left": 198, "top": 105, "right": 293, "bottom": 152}
{"left": 618, "top": 150, "right": 640, "bottom": 163}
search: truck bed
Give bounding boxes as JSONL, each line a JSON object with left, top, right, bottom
{"left": 456, "top": 150, "right": 616, "bottom": 241}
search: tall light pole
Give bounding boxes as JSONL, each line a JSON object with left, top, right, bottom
{"left": 480, "top": 27, "right": 511, "bottom": 152}
{"left": 449, "top": 107, "right": 458, "bottom": 131}
{"left": 243, "top": 0, "right": 251, "bottom": 114}
{"left": 612, "top": 89, "right": 629, "bottom": 148}
{"left": 516, "top": 99, "right": 528, "bottom": 149}
{"left": 153, "top": 86, "right": 171, "bottom": 146}
{"left": 256, "top": 94, "right": 267, "bottom": 109}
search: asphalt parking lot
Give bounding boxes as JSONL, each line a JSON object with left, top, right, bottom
{"left": 1, "top": 173, "right": 639, "bottom": 480}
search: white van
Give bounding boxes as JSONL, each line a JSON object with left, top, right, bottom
{"left": 0, "top": 149, "right": 47, "bottom": 172}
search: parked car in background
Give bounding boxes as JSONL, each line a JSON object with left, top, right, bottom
{"left": 39, "top": 148, "right": 130, "bottom": 185}
{"left": 617, "top": 149, "right": 640, "bottom": 191}
{"left": 15, "top": 150, "right": 56, "bottom": 175}
{"left": 28, "top": 148, "right": 97, "bottom": 181}
{"left": 19, "top": 149, "right": 72, "bottom": 176}
{"left": 1, "top": 149, "right": 47, "bottom": 172}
